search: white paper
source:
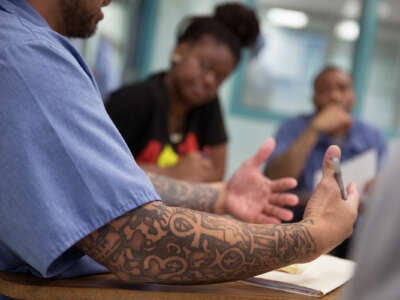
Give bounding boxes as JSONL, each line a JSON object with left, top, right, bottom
{"left": 313, "top": 149, "right": 377, "bottom": 192}
{"left": 242, "top": 255, "right": 355, "bottom": 297}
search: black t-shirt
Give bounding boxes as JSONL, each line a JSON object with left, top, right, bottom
{"left": 106, "top": 72, "right": 228, "bottom": 166}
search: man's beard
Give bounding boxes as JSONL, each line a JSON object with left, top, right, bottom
{"left": 61, "top": 0, "right": 99, "bottom": 38}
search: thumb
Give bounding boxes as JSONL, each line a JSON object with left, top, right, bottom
{"left": 250, "top": 138, "right": 275, "bottom": 167}
{"left": 322, "top": 145, "right": 341, "bottom": 177}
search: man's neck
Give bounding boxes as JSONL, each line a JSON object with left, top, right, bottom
{"left": 26, "top": 0, "right": 64, "bottom": 34}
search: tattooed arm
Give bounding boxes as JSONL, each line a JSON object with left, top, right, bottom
{"left": 77, "top": 201, "right": 319, "bottom": 284}
{"left": 76, "top": 145, "right": 359, "bottom": 284}
{"left": 147, "top": 172, "right": 221, "bottom": 212}
{"left": 148, "top": 139, "right": 300, "bottom": 224}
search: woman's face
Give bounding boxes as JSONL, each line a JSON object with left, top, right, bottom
{"left": 170, "top": 35, "right": 236, "bottom": 106}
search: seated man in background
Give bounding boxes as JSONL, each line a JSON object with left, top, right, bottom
{"left": 264, "top": 66, "right": 387, "bottom": 257}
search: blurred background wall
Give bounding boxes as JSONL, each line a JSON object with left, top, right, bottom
{"left": 75, "top": 0, "right": 400, "bottom": 178}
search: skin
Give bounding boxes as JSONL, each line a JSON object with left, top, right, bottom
{"left": 166, "top": 36, "right": 235, "bottom": 107}
{"left": 312, "top": 68, "right": 355, "bottom": 136}
{"left": 28, "top": 0, "right": 111, "bottom": 38}
{"left": 27, "top": 1, "right": 359, "bottom": 284}
{"left": 265, "top": 68, "right": 355, "bottom": 180}
{"left": 139, "top": 35, "right": 236, "bottom": 182}
{"left": 76, "top": 142, "right": 359, "bottom": 284}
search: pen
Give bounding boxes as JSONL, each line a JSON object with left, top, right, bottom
{"left": 333, "top": 157, "right": 347, "bottom": 200}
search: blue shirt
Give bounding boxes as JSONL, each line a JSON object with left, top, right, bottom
{"left": 0, "top": 0, "right": 159, "bottom": 278}
{"left": 271, "top": 114, "right": 387, "bottom": 195}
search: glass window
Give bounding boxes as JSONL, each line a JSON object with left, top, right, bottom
{"left": 363, "top": 0, "right": 400, "bottom": 135}
{"left": 235, "top": 0, "right": 400, "bottom": 137}
{"left": 234, "top": 0, "right": 360, "bottom": 118}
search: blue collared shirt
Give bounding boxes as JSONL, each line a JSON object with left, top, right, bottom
{"left": 0, "top": 0, "right": 159, "bottom": 278}
{"left": 270, "top": 113, "right": 387, "bottom": 195}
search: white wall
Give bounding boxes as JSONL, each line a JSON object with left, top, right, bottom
{"left": 219, "top": 78, "right": 278, "bottom": 178}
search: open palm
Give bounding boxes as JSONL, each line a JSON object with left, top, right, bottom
{"left": 224, "top": 139, "right": 299, "bottom": 224}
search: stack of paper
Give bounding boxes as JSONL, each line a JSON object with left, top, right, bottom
{"left": 313, "top": 149, "right": 377, "bottom": 193}
{"left": 241, "top": 255, "right": 355, "bottom": 297}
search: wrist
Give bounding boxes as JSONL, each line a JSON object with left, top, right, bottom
{"left": 300, "top": 217, "right": 335, "bottom": 257}
{"left": 212, "top": 182, "right": 227, "bottom": 214}
{"left": 297, "top": 222, "right": 322, "bottom": 262}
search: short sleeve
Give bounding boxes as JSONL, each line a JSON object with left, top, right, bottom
{"left": 0, "top": 41, "right": 159, "bottom": 277}
{"left": 270, "top": 115, "right": 309, "bottom": 159}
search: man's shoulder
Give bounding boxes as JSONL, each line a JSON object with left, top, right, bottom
{"left": 278, "top": 113, "right": 312, "bottom": 129}
{"left": 353, "top": 119, "right": 384, "bottom": 136}
{"left": 0, "top": 10, "right": 31, "bottom": 49}
{"left": 351, "top": 120, "right": 387, "bottom": 150}
{"left": 0, "top": 13, "right": 65, "bottom": 58}
{"left": 0, "top": 0, "right": 51, "bottom": 45}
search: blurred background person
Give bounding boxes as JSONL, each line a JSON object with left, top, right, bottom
{"left": 263, "top": 65, "right": 387, "bottom": 257}
{"left": 106, "top": 2, "right": 259, "bottom": 182}
{"left": 77, "top": 0, "right": 400, "bottom": 181}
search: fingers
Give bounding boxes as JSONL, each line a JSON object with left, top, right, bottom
{"left": 269, "top": 193, "right": 299, "bottom": 207}
{"left": 250, "top": 138, "right": 275, "bottom": 167}
{"left": 346, "top": 182, "right": 360, "bottom": 211}
{"left": 270, "top": 177, "right": 298, "bottom": 192}
{"left": 322, "top": 145, "right": 341, "bottom": 177}
{"left": 255, "top": 215, "right": 282, "bottom": 224}
{"left": 261, "top": 194, "right": 299, "bottom": 223}
{"left": 262, "top": 204, "right": 294, "bottom": 222}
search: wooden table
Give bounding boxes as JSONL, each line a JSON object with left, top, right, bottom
{"left": 0, "top": 272, "right": 345, "bottom": 300}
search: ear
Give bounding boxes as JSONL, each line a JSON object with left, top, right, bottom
{"left": 171, "top": 43, "right": 193, "bottom": 66}
{"left": 172, "top": 53, "right": 182, "bottom": 64}
{"left": 172, "top": 43, "right": 191, "bottom": 61}
{"left": 171, "top": 45, "right": 181, "bottom": 65}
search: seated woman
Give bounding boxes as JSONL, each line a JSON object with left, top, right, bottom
{"left": 106, "top": 3, "right": 259, "bottom": 182}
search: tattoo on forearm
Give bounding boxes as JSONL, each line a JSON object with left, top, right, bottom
{"left": 148, "top": 173, "right": 219, "bottom": 212}
{"left": 77, "top": 202, "right": 317, "bottom": 284}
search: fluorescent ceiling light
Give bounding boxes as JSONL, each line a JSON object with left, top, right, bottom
{"left": 334, "top": 20, "right": 360, "bottom": 41}
{"left": 266, "top": 8, "right": 309, "bottom": 29}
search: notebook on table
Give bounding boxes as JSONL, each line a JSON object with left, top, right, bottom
{"left": 241, "top": 254, "right": 355, "bottom": 297}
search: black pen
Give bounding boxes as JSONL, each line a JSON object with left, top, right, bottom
{"left": 333, "top": 157, "right": 347, "bottom": 200}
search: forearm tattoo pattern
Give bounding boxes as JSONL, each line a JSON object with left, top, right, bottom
{"left": 77, "top": 202, "right": 317, "bottom": 284}
{"left": 147, "top": 173, "right": 219, "bottom": 212}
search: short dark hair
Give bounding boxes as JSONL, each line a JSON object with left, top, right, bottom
{"left": 313, "top": 65, "right": 351, "bottom": 90}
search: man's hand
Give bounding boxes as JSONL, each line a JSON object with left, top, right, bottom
{"left": 223, "top": 138, "right": 299, "bottom": 224}
{"left": 303, "top": 145, "right": 360, "bottom": 253}
{"left": 312, "top": 105, "right": 352, "bottom": 136}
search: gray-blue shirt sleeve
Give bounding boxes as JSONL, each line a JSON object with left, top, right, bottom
{"left": 0, "top": 41, "right": 160, "bottom": 277}
{"left": 269, "top": 115, "right": 309, "bottom": 159}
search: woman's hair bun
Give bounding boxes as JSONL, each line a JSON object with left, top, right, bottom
{"left": 214, "top": 2, "right": 259, "bottom": 48}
